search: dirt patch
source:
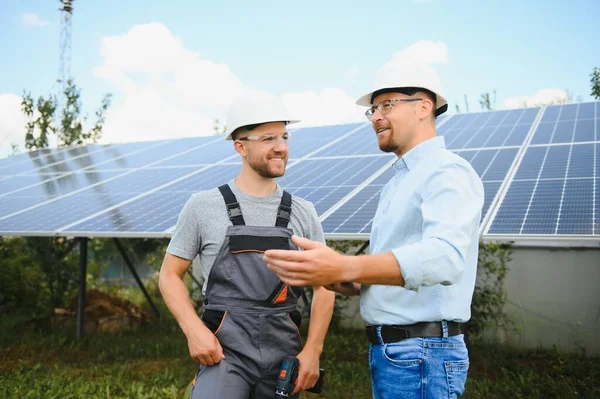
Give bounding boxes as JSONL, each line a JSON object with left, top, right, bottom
{"left": 50, "top": 289, "right": 152, "bottom": 333}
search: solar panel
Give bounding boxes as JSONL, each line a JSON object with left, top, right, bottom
{"left": 0, "top": 167, "right": 199, "bottom": 232}
{"left": 288, "top": 123, "right": 366, "bottom": 158}
{"left": 1, "top": 101, "right": 598, "bottom": 243}
{"left": 281, "top": 156, "right": 392, "bottom": 214}
{"left": 321, "top": 167, "right": 394, "bottom": 234}
{"left": 530, "top": 102, "right": 598, "bottom": 144}
{"left": 63, "top": 164, "right": 242, "bottom": 234}
{"left": 0, "top": 146, "right": 73, "bottom": 172}
{"left": 438, "top": 107, "right": 539, "bottom": 149}
{"left": 0, "top": 171, "right": 123, "bottom": 217}
{"left": 487, "top": 140, "right": 597, "bottom": 235}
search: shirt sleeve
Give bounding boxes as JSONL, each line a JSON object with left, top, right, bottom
{"left": 392, "top": 161, "right": 484, "bottom": 290}
{"left": 166, "top": 194, "right": 202, "bottom": 261}
{"left": 306, "top": 202, "right": 326, "bottom": 244}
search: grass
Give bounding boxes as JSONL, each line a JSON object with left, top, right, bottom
{"left": 1, "top": 313, "right": 599, "bottom": 398}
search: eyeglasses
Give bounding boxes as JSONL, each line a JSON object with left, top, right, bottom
{"left": 365, "top": 98, "right": 423, "bottom": 121}
{"left": 237, "top": 132, "right": 291, "bottom": 145}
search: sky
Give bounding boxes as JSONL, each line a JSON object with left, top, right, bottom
{"left": 1, "top": 0, "right": 599, "bottom": 158}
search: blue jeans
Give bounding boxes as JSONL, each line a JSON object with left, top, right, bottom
{"left": 368, "top": 324, "right": 469, "bottom": 398}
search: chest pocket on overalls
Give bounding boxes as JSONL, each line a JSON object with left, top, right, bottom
{"left": 217, "top": 184, "right": 300, "bottom": 305}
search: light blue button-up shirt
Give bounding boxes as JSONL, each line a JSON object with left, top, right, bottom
{"left": 361, "top": 136, "right": 484, "bottom": 326}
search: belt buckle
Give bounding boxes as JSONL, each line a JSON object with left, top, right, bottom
{"left": 365, "top": 325, "right": 378, "bottom": 343}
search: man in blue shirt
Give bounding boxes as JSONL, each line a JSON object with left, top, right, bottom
{"left": 264, "top": 61, "right": 484, "bottom": 398}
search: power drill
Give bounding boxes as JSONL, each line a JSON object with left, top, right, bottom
{"left": 274, "top": 356, "right": 324, "bottom": 397}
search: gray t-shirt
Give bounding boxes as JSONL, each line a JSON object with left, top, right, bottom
{"left": 167, "top": 179, "right": 325, "bottom": 294}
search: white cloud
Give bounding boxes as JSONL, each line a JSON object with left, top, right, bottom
{"left": 283, "top": 88, "right": 365, "bottom": 127}
{"left": 93, "top": 22, "right": 367, "bottom": 143}
{"left": 93, "top": 23, "right": 243, "bottom": 143}
{"left": 503, "top": 88, "right": 570, "bottom": 109}
{"left": 0, "top": 94, "right": 27, "bottom": 159}
{"left": 22, "top": 13, "right": 49, "bottom": 27}
{"left": 101, "top": 89, "right": 214, "bottom": 144}
{"left": 393, "top": 40, "right": 448, "bottom": 64}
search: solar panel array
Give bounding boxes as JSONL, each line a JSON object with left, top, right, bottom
{"left": 1, "top": 101, "right": 598, "bottom": 243}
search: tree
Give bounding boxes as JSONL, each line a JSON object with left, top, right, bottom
{"left": 15, "top": 81, "right": 113, "bottom": 310}
{"left": 479, "top": 90, "right": 497, "bottom": 111}
{"left": 455, "top": 91, "right": 496, "bottom": 113}
{"left": 591, "top": 67, "right": 600, "bottom": 100}
{"left": 212, "top": 118, "right": 226, "bottom": 136}
{"left": 21, "top": 80, "right": 112, "bottom": 151}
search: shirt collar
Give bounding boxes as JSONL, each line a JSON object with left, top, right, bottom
{"left": 393, "top": 136, "right": 446, "bottom": 172}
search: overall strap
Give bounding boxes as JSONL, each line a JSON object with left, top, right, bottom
{"left": 218, "top": 184, "right": 245, "bottom": 226}
{"left": 275, "top": 190, "right": 292, "bottom": 228}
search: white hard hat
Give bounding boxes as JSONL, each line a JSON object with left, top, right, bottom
{"left": 224, "top": 90, "right": 300, "bottom": 140}
{"left": 356, "top": 61, "right": 448, "bottom": 117}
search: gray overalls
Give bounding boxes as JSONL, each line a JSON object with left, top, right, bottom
{"left": 190, "top": 184, "right": 303, "bottom": 398}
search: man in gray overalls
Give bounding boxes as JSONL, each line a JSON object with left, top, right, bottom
{"left": 159, "top": 90, "right": 336, "bottom": 398}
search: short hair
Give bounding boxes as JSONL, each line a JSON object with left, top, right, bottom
{"left": 231, "top": 121, "right": 289, "bottom": 140}
{"left": 231, "top": 123, "right": 261, "bottom": 141}
{"left": 371, "top": 87, "right": 438, "bottom": 118}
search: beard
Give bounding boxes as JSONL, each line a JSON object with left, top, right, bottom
{"left": 374, "top": 121, "right": 398, "bottom": 153}
{"left": 377, "top": 131, "right": 398, "bottom": 153}
{"left": 248, "top": 157, "right": 287, "bottom": 178}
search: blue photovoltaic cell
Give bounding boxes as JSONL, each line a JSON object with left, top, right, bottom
{"left": 65, "top": 191, "right": 190, "bottom": 233}
{"left": 489, "top": 142, "right": 597, "bottom": 235}
{"left": 557, "top": 179, "right": 593, "bottom": 234}
{"left": 539, "top": 146, "right": 570, "bottom": 179}
{"left": 574, "top": 119, "right": 595, "bottom": 142}
{"left": 558, "top": 103, "right": 578, "bottom": 120}
{"left": 282, "top": 156, "right": 392, "bottom": 215}
{"left": 313, "top": 124, "right": 381, "bottom": 156}
{"left": 65, "top": 164, "right": 242, "bottom": 233}
{"left": 514, "top": 146, "right": 546, "bottom": 179}
{"left": 77, "top": 138, "right": 218, "bottom": 171}
{"left": 531, "top": 102, "right": 599, "bottom": 145}
{"left": 520, "top": 179, "right": 563, "bottom": 234}
{"left": 578, "top": 102, "right": 595, "bottom": 119}
{"left": 157, "top": 164, "right": 242, "bottom": 194}
{"left": 0, "top": 174, "right": 64, "bottom": 195}
{"left": 568, "top": 144, "right": 594, "bottom": 178}
{"left": 0, "top": 146, "right": 75, "bottom": 170}
{"left": 438, "top": 107, "right": 538, "bottom": 150}
{"left": 482, "top": 182, "right": 502, "bottom": 221}
{"left": 29, "top": 141, "right": 165, "bottom": 175}
{"left": 288, "top": 123, "right": 365, "bottom": 158}
{"left": 152, "top": 142, "right": 233, "bottom": 166}
{"left": 321, "top": 167, "right": 394, "bottom": 234}
{"left": 0, "top": 146, "right": 90, "bottom": 175}
{"left": 456, "top": 148, "right": 517, "bottom": 182}
{"left": 0, "top": 171, "right": 122, "bottom": 217}
{"left": 0, "top": 168, "right": 196, "bottom": 229}
{"left": 0, "top": 193, "right": 134, "bottom": 233}
{"left": 487, "top": 181, "right": 536, "bottom": 234}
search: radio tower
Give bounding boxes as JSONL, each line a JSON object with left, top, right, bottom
{"left": 57, "top": 0, "right": 73, "bottom": 109}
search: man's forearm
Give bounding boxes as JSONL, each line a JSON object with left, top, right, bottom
{"left": 303, "top": 286, "right": 335, "bottom": 352}
{"left": 158, "top": 271, "right": 204, "bottom": 335}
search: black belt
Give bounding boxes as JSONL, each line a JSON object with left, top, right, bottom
{"left": 365, "top": 321, "right": 462, "bottom": 344}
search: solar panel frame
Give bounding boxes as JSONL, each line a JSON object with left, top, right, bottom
{"left": 483, "top": 102, "right": 599, "bottom": 240}
{"left": 1, "top": 101, "right": 599, "bottom": 246}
